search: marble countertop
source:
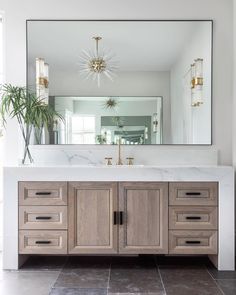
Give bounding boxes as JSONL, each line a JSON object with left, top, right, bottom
{"left": 3, "top": 165, "right": 233, "bottom": 182}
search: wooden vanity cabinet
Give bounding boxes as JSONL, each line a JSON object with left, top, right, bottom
{"left": 68, "top": 182, "right": 118, "bottom": 254}
{"left": 18, "top": 181, "right": 218, "bottom": 256}
{"left": 168, "top": 182, "right": 218, "bottom": 255}
{"left": 118, "top": 182, "right": 168, "bottom": 254}
{"left": 68, "top": 182, "right": 168, "bottom": 255}
{"left": 18, "top": 181, "right": 68, "bottom": 254}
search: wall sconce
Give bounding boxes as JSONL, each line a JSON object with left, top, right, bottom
{"left": 36, "top": 58, "right": 49, "bottom": 104}
{"left": 191, "top": 58, "right": 204, "bottom": 107}
{"left": 152, "top": 113, "right": 159, "bottom": 133}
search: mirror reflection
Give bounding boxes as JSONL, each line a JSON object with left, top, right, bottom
{"left": 49, "top": 96, "right": 162, "bottom": 145}
{"left": 27, "top": 20, "right": 212, "bottom": 145}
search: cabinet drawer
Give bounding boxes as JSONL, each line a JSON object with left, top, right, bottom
{"left": 19, "top": 206, "right": 67, "bottom": 230}
{"left": 19, "top": 230, "right": 67, "bottom": 254}
{"left": 169, "top": 182, "right": 218, "bottom": 206}
{"left": 169, "top": 206, "right": 217, "bottom": 230}
{"left": 19, "top": 182, "right": 67, "bottom": 205}
{"left": 169, "top": 230, "right": 217, "bottom": 254}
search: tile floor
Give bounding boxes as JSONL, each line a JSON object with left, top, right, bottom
{"left": 0, "top": 255, "right": 236, "bottom": 295}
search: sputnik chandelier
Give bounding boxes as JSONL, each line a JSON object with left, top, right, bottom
{"left": 80, "top": 36, "right": 118, "bottom": 87}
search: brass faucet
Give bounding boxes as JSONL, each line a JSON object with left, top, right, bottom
{"left": 116, "top": 137, "right": 123, "bottom": 165}
{"left": 126, "top": 157, "right": 134, "bottom": 165}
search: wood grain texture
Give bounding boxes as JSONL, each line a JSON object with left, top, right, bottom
{"left": 19, "top": 206, "right": 68, "bottom": 230}
{"left": 169, "top": 230, "right": 217, "bottom": 254}
{"left": 169, "top": 206, "right": 217, "bottom": 230}
{"left": 169, "top": 182, "right": 218, "bottom": 206}
{"left": 19, "top": 181, "right": 68, "bottom": 205}
{"left": 68, "top": 182, "right": 118, "bottom": 254}
{"left": 119, "top": 182, "right": 168, "bottom": 254}
{"left": 19, "top": 230, "right": 67, "bottom": 254}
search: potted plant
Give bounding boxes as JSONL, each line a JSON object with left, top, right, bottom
{"left": 0, "top": 84, "right": 63, "bottom": 164}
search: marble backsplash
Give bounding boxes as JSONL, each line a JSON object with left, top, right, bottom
{"left": 29, "top": 145, "right": 218, "bottom": 166}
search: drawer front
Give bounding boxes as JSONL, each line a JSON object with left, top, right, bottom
{"left": 19, "top": 206, "right": 67, "bottom": 230}
{"left": 169, "top": 206, "right": 217, "bottom": 230}
{"left": 19, "top": 230, "right": 67, "bottom": 254}
{"left": 169, "top": 230, "right": 217, "bottom": 254}
{"left": 19, "top": 182, "right": 67, "bottom": 205}
{"left": 169, "top": 182, "right": 218, "bottom": 206}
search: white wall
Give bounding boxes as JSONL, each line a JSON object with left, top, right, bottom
{"left": 171, "top": 22, "right": 212, "bottom": 144}
{"left": 0, "top": 0, "right": 233, "bottom": 166}
{"left": 233, "top": 1, "right": 236, "bottom": 168}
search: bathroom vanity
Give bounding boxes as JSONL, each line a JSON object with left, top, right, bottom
{"left": 18, "top": 180, "right": 218, "bottom": 256}
{"left": 3, "top": 165, "right": 235, "bottom": 270}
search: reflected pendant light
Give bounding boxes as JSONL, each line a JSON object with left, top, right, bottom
{"left": 80, "top": 36, "right": 118, "bottom": 87}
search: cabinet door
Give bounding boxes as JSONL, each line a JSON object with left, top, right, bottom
{"left": 119, "top": 182, "right": 168, "bottom": 254}
{"left": 68, "top": 182, "right": 118, "bottom": 254}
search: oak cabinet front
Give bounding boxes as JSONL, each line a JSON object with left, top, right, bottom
{"left": 68, "top": 182, "right": 118, "bottom": 254}
{"left": 119, "top": 182, "right": 169, "bottom": 254}
{"left": 19, "top": 181, "right": 217, "bottom": 256}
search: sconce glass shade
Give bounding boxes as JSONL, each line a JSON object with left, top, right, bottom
{"left": 36, "top": 57, "right": 45, "bottom": 78}
{"left": 195, "top": 58, "right": 203, "bottom": 79}
{"left": 191, "top": 63, "right": 195, "bottom": 89}
{"left": 36, "top": 58, "right": 49, "bottom": 104}
{"left": 191, "top": 58, "right": 204, "bottom": 107}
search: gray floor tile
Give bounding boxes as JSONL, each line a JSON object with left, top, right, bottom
{"left": 54, "top": 268, "right": 110, "bottom": 289}
{"left": 206, "top": 261, "right": 236, "bottom": 280}
{"left": 208, "top": 268, "right": 236, "bottom": 280}
{"left": 20, "top": 256, "right": 68, "bottom": 271}
{"left": 160, "top": 266, "right": 223, "bottom": 295}
{"left": 109, "top": 269, "right": 164, "bottom": 294}
{"left": 216, "top": 280, "right": 236, "bottom": 295}
{"left": 0, "top": 270, "right": 59, "bottom": 295}
{"left": 50, "top": 287, "right": 107, "bottom": 295}
{"left": 109, "top": 257, "right": 164, "bottom": 294}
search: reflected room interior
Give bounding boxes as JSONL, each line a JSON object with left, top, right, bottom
{"left": 27, "top": 20, "right": 212, "bottom": 145}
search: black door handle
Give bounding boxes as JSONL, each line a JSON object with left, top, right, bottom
{"left": 35, "top": 192, "right": 52, "bottom": 196}
{"left": 35, "top": 241, "right": 51, "bottom": 244}
{"left": 185, "top": 192, "right": 201, "bottom": 196}
{"left": 119, "top": 211, "right": 123, "bottom": 225}
{"left": 185, "top": 241, "right": 201, "bottom": 244}
{"left": 186, "top": 216, "right": 201, "bottom": 220}
{"left": 35, "top": 216, "right": 52, "bottom": 220}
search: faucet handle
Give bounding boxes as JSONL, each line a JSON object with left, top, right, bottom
{"left": 105, "top": 157, "right": 113, "bottom": 166}
{"left": 126, "top": 157, "right": 134, "bottom": 165}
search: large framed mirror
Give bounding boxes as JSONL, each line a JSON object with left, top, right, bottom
{"left": 27, "top": 20, "right": 213, "bottom": 145}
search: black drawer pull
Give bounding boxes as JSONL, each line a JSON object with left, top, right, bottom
{"left": 119, "top": 211, "right": 123, "bottom": 225}
{"left": 185, "top": 192, "right": 201, "bottom": 196}
{"left": 35, "top": 241, "right": 51, "bottom": 244}
{"left": 185, "top": 240, "right": 201, "bottom": 244}
{"left": 35, "top": 216, "right": 52, "bottom": 220}
{"left": 113, "top": 212, "right": 118, "bottom": 225}
{"left": 35, "top": 192, "right": 52, "bottom": 196}
{"left": 186, "top": 216, "right": 201, "bottom": 220}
